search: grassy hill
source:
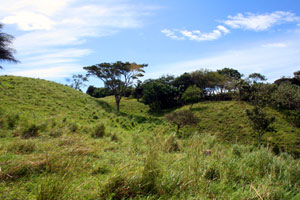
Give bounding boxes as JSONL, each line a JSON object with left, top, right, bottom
{"left": 0, "top": 76, "right": 299, "bottom": 199}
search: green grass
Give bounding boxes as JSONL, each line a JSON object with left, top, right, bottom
{"left": 0, "top": 75, "right": 299, "bottom": 199}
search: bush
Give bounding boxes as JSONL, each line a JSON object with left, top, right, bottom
{"left": 21, "top": 124, "right": 40, "bottom": 138}
{"left": 91, "top": 123, "right": 106, "bottom": 138}
{"left": 165, "top": 109, "right": 199, "bottom": 134}
{"left": 7, "top": 113, "right": 20, "bottom": 129}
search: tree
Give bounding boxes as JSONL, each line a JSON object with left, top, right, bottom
{"left": 217, "top": 68, "right": 242, "bottom": 80}
{"left": 182, "top": 85, "right": 203, "bottom": 109}
{"left": 248, "top": 73, "right": 267, "bottom": 83}
{"left": 70, "top": 74, "right": 88, "bottom": 91}
{"left": 142, "top": 79, "right": 179, "bottom": 111}
{"left": 84, "top": 61, "right": 147, "bottom": 111}
{"left": 272, "top": 82, "right": 300, "bottom": 127}
{"left": 293, "top": 70, "right": 300, "bottom": 80}
{"left": 133, "top": 80, "right": 143, "bottom": 101}
{"left": 165, "top": 110, "right": 199, "bottom": 135}
{"left": 0, "top": 24, "right": 18, "bottom": 69}
{"left": 246, "top": 106, "right": 275, "bottom": 146}
{"left": 86, "top": 86, "right": 112, "bottom": 98}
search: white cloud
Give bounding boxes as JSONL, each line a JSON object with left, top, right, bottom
{"left": 161, "top": 29, "right": 184, "bottom": 40}
{"left": 148, "top": 37, "right": 300, "bottom": 82}
{"left": 162, "top": 11, "right": 300, "bottom": 42}
{"left": 162, "top": 25, "right": 230, "bottom": 41}
{"left": 11, "top": 65, "right": 82, "bottom": 79}
{"left": 0, "top": 0, "right": 155, "bottom": 79}
{"left": 223, "top": 11, "right": 300, "bottom": 31}
{"left": 261, "top": 43, "right": 288, "bottom": 48}
{"left": 2, "top": 12, "right": 55, "bottom": 31}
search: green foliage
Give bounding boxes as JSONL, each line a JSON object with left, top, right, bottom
{"left": 21, "top": 123, "right": 40, "bottom": 138}
{"left": 246, "top": 106, "right": 275, "bottom": 145}
{"left": 182, "top": 85, "right": 202, "bottom": 109}
{"left": 165, "top": 109, "right": 199, "bottom": 134}
{"left": 272, "top": 82, "right": 300, "bottom": 127}
{"left": 248, "top": 72, "right": 267, "bottom": 83}
{"left": 6, "top": 113, "right": 20, "bottom": 129}
{"left": 91, "top": 123, "right": 106, "bottom": 138}
{"left": 0, "top": 76, "right": 300, "bottom": 199}
{"left": 86, "top": 85, "right": 113, "bottom": 98}
{"left": 217, "top": 67, "right": 243, "bottom": 80}
{"left": 84, "top": 61, "right": 147, "bottom": 111}
{"left": 142, "top": 79, "right": 179, "bottom": 110}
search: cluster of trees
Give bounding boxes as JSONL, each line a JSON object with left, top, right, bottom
{"left": 82, "top": 62, "right": 300, "bottom": 131}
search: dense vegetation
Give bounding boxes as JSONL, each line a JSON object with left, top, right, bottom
{"left": 0, "top": 76, "right": 299, "bottom": 199}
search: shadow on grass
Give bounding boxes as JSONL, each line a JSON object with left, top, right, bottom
{"left": 190, "top": 106, "right": 209, "bottom": 112}
{"left": 95, "top": 99, "right": 114, "bottom": 113}
{"left": 95, "top": 98, "right": 163, "bottom": 124}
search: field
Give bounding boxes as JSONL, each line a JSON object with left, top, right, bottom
{"left": 0, "top": 76, "right": 299, "bottom": 199}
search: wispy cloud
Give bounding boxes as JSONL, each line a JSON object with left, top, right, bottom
{"left": 163, "top": 11, "right": 300, "bottom": 41}
{"left": 148, "top": 37, "right": 300, "bottom": 82}
{"left": 261, "top": 42, "right": 288, "bottom": 48}
{"left": 162, "top": 25, "right": 230, "bottom": 41}
{"left": 223, "top": 11, "right": 300, "bottom": 31}
{"left": 0, "top": 0, "right": 156, "bottom": 79}
{"left": 161, "top": 29, "right": 185, "bottom": 40}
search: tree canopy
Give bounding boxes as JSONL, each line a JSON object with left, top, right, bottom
{"left": 84, "top": 61, "right": 147, "bottom": 111}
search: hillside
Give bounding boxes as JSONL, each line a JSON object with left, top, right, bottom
{"left": 0, "top": 76, "right": 299, "bottom": 199}
{"left": 102, "top": 96, "right": 300, "bottom": 156}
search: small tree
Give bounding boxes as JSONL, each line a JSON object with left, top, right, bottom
{"left": 248, "top": 73, "right": 267, "bottom": 84}
{"left": 84, "top": 61, "right": 147, "bottom": 111}
{"left": 165, "top": 110, "right": 199, "bottom": 135}
{"left": 70, "top": 74, "right": 88, "bottom": 91}
{"left": 182, "top": 85, "right": 202, "bottom": 109}
{"left": 0, "top": 24, "right": 18, "bottom": 69}
{"left": 246, "top": 106, "right": 275, "bottom": 146}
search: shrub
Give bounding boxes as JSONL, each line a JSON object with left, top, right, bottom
{"left": 21, "top": 124, "right": 40, "bottom": 138}
{"left": 165, "top": 109, "right": 199, "bottom": 134}
{"left": 91, "top": 123, "right": 106, "bottom": 138}
{"left": 7, "top": 113, "right": 20, "bottom": 129}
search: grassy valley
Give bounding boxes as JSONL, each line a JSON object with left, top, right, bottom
{"left": 0, "top": 76, "right": 299, "bottom": 199}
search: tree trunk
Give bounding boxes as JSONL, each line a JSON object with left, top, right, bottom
{"left": 115, "top": 95, "right": 121, "bottom": 112}
{"left": 190, "top": 103, "right": 194, "bottom": 110}
{"left": 176, "top": 124, "right": 181, "bottom": 135}
{"left": 257, "top": 132, "right": 263, "bottom": 146}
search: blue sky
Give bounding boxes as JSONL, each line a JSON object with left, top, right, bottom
{"left": 1, "top": 0, "right": 300, "bottom": 88}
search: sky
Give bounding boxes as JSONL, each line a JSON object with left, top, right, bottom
{"left": 1, "top": 0, "right": 300, "bottom": 88}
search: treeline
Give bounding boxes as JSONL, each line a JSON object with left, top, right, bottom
{"left": 86, "top": 68, "right": 300, "bottom": 127}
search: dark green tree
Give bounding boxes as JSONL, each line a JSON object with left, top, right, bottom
{"left": 0, "top": 24, "right": 18, "bottom": 69}
{"left": 248, "top": 73, "right": 267, "bottom": 83}
{"left": 246, "top": 106, "right": 275, "bottom": 146}
{"left": 182, "top": 85, "right": 202, "bottom": 109}
{"left": 84, "top": 61, "right": 147, "bottom": 111}
{"left": 217, "top": 68, "right": 242, "bottom": 80}
{"left": 142, "top": 79, "right": 179, "bottom": 111}
{"left": 165, "top": 109, "right": 199, "bottom": 135}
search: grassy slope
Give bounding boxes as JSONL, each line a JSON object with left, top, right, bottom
{"left": 102, "top": 96, "right": 300, "bottom": 155}
{"left": 0, "top": 76, "right": 299, "bottom": 200}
